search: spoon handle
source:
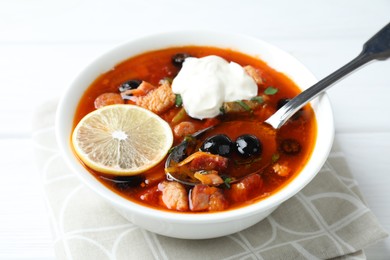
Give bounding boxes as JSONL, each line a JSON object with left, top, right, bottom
{"left": 265, "top": 22, "right": 390, "bottom": 129}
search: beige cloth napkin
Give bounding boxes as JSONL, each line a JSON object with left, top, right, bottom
{"left": 32, "top": 99, "right": 388, "bottom": 260}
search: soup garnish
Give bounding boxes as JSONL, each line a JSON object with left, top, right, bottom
{"left": 72, "top": 104, "right": 173, "bottom": 175}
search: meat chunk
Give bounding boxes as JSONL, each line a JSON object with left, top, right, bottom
{"left": 194, "top": 170, "right": 224, "bottom": 186}
{"left": 190, "top": 184, "right": 228, "bottom": 212}
{"left": 188, "top": 152, "right": 228, "bottom": 172}
{"left": 244, "top": 65, "right": 264, "bottom": 85}
{"left": 208, "top": 190, "right": 229, "bottom": 211}
{"left": 136, "top": 82, "right": 176, "bottom": 114}
{"left": 173, "top": 121, "right": 196, "bottom": 138}
{"left": 225, "top": 174, "right": 263, "bottom": 203}
{"left": 94, "top": 93, "right": 124, "bottom": 109}
{"left": 176, "top": 152, "right": 229, "bottom": 173}
{"left": 158, "top": 181, "right": 189, "bottom": 211}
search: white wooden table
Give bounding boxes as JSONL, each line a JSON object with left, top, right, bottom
{"left": 0, "top": 0, "right": 389, "bottom": 259}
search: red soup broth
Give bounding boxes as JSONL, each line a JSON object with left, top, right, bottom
{"left": 73, "top": 46, "right": 317, "bottom": 213}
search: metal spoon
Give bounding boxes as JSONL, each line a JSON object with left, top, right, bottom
{"left": 165, "top": 126, "right": 215, "bottom": 186}
{"left": 266, "top": 22, "right": 390, "bottom": 129}
{"left": 166, "top": 22, "right": 390, "bottom": 186}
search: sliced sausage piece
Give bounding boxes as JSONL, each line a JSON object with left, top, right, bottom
{"left": 158, "top": 181, "right": 189, "bottom": 211}
{"left": 94, "top": 93, "right": 124, "bottom": 109}
{"left": 208, "top": 189, "right": 229, "bottom": 211}
{"left": 173, "top": 121, "right": 196, "bottom": 138}
{"left": 225, "top": 174, "right": 263, "bottom": 203}
{"left": 190, "top": 184, "right": 228, "bottom": 212}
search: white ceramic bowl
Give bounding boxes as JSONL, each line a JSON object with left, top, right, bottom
{"left": 56, "top": 31, "right": 334, "bottom": 239}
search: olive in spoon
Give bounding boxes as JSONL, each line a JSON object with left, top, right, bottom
{"left": 166, "top": 22, "right": 390, "bottom": 186}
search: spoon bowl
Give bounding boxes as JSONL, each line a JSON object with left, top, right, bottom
{"left": 165, "top": 122, "right": 277, "bottom": 186}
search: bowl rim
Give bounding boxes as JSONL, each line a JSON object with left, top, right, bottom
{"left": 55, "top": 30, "right": 334, "bottom": 223}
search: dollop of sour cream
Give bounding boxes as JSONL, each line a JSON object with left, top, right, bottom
{"left": 171, "top": 55, "right": 258, "bottom": 119}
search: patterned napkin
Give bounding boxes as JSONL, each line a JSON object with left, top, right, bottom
{"left": 32, "top": 99, "right": 387, "bottom": 260}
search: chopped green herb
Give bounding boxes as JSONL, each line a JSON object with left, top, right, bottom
{"left": 264, "top": 86, "right": 278, "bottom": 95}
{"left": 235, "top": 100, "right": 252, "bottom": 112}
{"left": 175, "top": 94, "right": 183, "bottom": 107}
{"left": 224, "top": 177, "right": 233, "bottom": 189}
{"left": 184, "top": 135, "right": 195, "bottom": 142}
{"left": 272, "top": 153, "right": 280, "bottom": 163}
{"left": 250, "top": 96, "right": 264, "bottom": 104}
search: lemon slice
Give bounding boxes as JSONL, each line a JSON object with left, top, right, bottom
{"left": 72, "top": 104, "right": 173, "bottom": 176}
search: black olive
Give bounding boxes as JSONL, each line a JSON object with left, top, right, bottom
{"left": 235, "top": 134, "right": 262, "bottom": 158}
{"left": 280, "top": 139, "right": 301, "bottom": 155}
{"left": 118, "top": 79, "right": 142, "bottom": 93}
{"left": 200, "top": 134, "right": 234, "bottom": 157}
{"left": 276, "top": 98, "right": 302, "bottom": 120}
{"left": 100, "top": 175, "right": 144, "bottom": 191}
{"left": 172, "top": 53, "right": 191, "bottom": 68}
